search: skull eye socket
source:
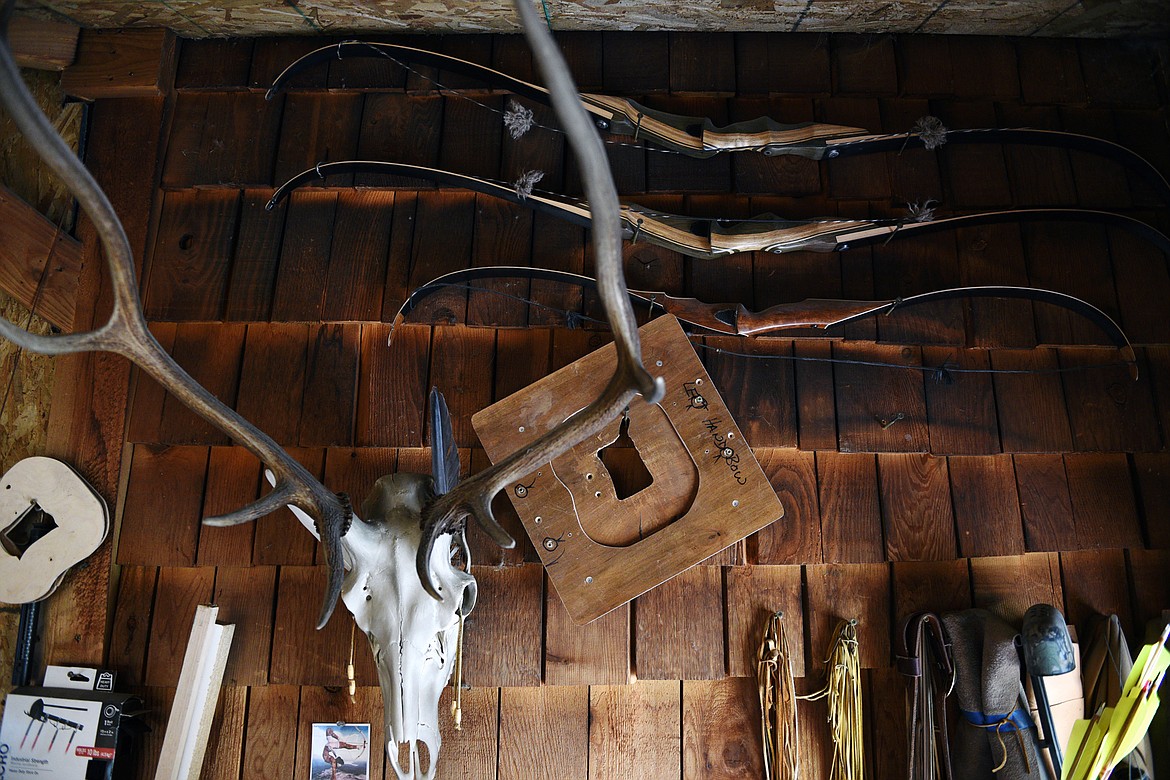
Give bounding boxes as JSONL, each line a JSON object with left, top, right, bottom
{"left": 426, "top": 630, "right": 447, "bottom": 665}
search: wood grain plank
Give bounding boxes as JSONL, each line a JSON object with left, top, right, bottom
{"left": 499, "top": 688, "right": 589, "bottom": 779}
{"left": 1060, "top": 548, "right": 1133, "bottom": 638}
{"left": 602, "top": 32, "right": 668, "bottom": 93}
{"left": 1023, "top": 222, "right": 1120, "bottom": 346}
{"left": 834, "top": 343, "right": 928, "bottom": 453}
{"left": 819, "top": 97, "right": 891, "bottom": 199}
{"left": 162, "top": 92, "right": 281, "bottom": 186}
{"left": 682, "top": 677, "right": 764, "bottom": 779}
{"left": 159, "top": 323, "right": 246, "bottom": 445}
{"left": 1013, "top": 453, "right": 1075, "bottom": 552}
{"left": 212, "top": 566, "right": 276, "bottom": 686}
{"left": 545, "top": 578, "right": 630, "bottom": 686}
{"left": 107, "top": 566, "right": 158, "bottom": 685}
{"left": 493, "top": 328, "right": 552, "bottom": 401}
{"left": 463, "top": 563, "right": 543, "bottom": 687}
{"left": 1109, "top": 227, "right": 1170, "bottom": 344}
{"left": 1017, "top": 38, "right": 1086, "bottom": 104}
{"left": 794, "top": 339, "right": 837, "bottom": 451}
{"left": 174, "top": 37, "right": 253, "bottom": 88}
{"left": 1058, "top": 106, "right": 1132, "bottom": 208}
{"left": 438, "top": 685, "right": 499, "bottom": 779}
{"left": 467, "top": 196, "right": 535, "bottom": 327}
{"left": 948, "top": 36, "right": 1019, "bottom": 99}
{"left": 923, "top": 347, "right": 1000, "bottom": 455}
{"left": 1065, "top": 452, "right": 1142, "bottom": 549}
{"left": 428, "top": 325, "right": 496, "bottom": 447}
{"left": 241, "top": 684, "right": 300, "bottom": 780}
{"left": 997, "top": 104, "right": 1078, "bottom": 206}
{"left": 252, "top": 447, "right": 324, "bottom": 566}
{"left": 407, "top": 191, "right": 477, "bottom": 323}
{"left": 273, "top": 92, "right": 363, "bottom": 186}
{"left": 235, "top": 322, "right": 309, "bottom": 446}
{"left": 0, "top": 184, "right": 81, "bottom": 330}
{"left": 896, "top": 36, "right": 954, "bottom": 96}
{"left": 635, "top": 565, "right": 724, "bottom": 680}
{"left": 270, "top": 190, "right": 337, "bottom": 322}
{"left": 752, "top": 448, "right": 820, "bottom": 565}
{"left": 817, "top": 451, "right": 885, "bottom": 564}
{"left": 805, "top": 562, "right": 890, "bottom": 669}
{"left": 199, "top": 686, "right": 248, "bottom": 780}
{"left": 323, "top": 189, "right": 395, "bottom": 322}
{"left": 948, "top": 455, "right": 1025, "bottom": 558}
{"left": 736, "top": 32, "right": 830, "bottom": 94}
{"left": 892, "top": 559, "right": 972, "bottom": 619}
{"left": 933, "top": 100, "right": 1011, "bottom": 208}
{"left": 703, "top": 337, "right": 797, "bottom": 449}
{"left": 439, "top": 93, "right": 503, "bottom": 180}
{"left": 299, "top": 323, "right": 360, "bottom": 447}
{"left": 62, "top": 28, "right": 175, "bottom": 99}
{"left": 954, "top": 223, "right": 1037, "bottom": 348}
{"left": 670, "top": 32, "right": 734, "bottom": 93}
{"left": 356, "top": 323, "right": 430, "bottom": 447}
{"left": 1128, "top": 549, "right": 1170, "bottom": 631}
{"left": 196, "top": 446, "right": 261, "bottom": 566}
{"left": 271, "top": 565, "right": 377, "bottom": 687}
{"left": 42, "top": 96, "right": 163, "bottom": 667}
{"left": 125, "top": 322, "right": 176, "bottom": 443}
{"left": 970, "top": 552, "right": 1063, "bottom": 625}
{"left": 725, "top": 564, "right": 805, "bottom": 677}
{"left": 9, "top": 16, "right": 78, "bottom": 71}
{"left": 878, "top": 453, "right": 957, "bottom": 562}
{"left": 1133, "top": 452, "right": 1170, "bottom": 548}
{"left": 879, "top": 98, "right": 944, "bottom": 201}
{"left": 118, "top": 444, "right": 208, "bottom": 567}
{"left": 144, "top": 566, "right": 216, "bottom": 686}
{"left": 144, "top": 188, "right": 238, "bottom": 321}
{"left": 991, "top": 348, "right": 1074, "bottom": 453}
{"left": 225, "top": 189, "right": 286, "bottom": 322}
{"left": 833, "top": 34, "right": 897, "bottom": 95}
{"left": 1059, "top": 346, "right": 1161, "bottom": 452}
{"left": 870, "top": 232, "right": 964, "bottom": 345}
{"left": 590, "top": 680, "right": 681, "bottom": 780}
{"left": 381, "top": 189, "right": 418, "bottom": 320}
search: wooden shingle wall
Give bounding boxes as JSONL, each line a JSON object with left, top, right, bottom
{"left": 39, "top": 31, "right": 1170, "bottom": 778}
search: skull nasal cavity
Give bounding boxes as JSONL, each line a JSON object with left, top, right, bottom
{"left": 598, "top": 414, "right": 653, "bottom": 499}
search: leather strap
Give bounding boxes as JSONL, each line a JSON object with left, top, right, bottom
{"left": 898, "top": 612, "right": 956, "bottom": 780}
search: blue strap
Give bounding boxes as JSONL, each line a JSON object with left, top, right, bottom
{"left": 959, "top": 707, "right": 1035, "bottom": 732}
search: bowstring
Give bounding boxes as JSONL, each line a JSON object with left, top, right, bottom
{"left": 405, "top": 281, "right": 1136, "bottom": 378}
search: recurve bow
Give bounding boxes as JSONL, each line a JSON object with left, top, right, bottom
{"left": 270, "top": 161, "right": 1170, "bottom": 260}
{"left": 394, "top": 266, "right": 1137, "bottom": 379}
{"left": 268, "top": 40, "right": 1170, "bottom": 202}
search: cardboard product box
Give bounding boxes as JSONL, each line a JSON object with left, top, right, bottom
{"left": 0, "top": 666, "right": 145, "bottom": 779}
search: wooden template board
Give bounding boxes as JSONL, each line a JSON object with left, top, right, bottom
{"left": 474, "top": 315, "right": 784, "bottom": 624}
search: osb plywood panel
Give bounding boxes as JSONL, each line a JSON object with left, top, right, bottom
{"left": 15, "top": 0, "right": 1170, "bottom": 37}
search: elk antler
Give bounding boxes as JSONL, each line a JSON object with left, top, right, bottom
{"left": 0, "top": 4, "right": 352, "bottom": 629}
{"left": 414, "top": 0, "right": 664, "bottom": 598}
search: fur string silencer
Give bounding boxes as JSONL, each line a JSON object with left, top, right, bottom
{"left": 759, "top": 610, "right": 801, "bottom": 780}
{"left": 800, "top": 619, "right": 865, "bottom": 780}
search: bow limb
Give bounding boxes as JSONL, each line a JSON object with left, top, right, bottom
{"left": 265, "top": 41, "right": 1169, "bottom": 199}
{"left": 271, "top": 161, "right": 1170, "bottom": 260}
{"left": 392, "top": 267, "right": 1136, "bottom": 376}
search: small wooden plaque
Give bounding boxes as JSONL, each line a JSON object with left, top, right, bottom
{"left": 473, "top": 315, "right": 783, "bottom": 624}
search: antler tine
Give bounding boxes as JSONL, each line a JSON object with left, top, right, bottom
{"left": 0, "top": 11, "right": 350, "bottom": 630}
{"left": 416, "top": 0, "right": 665, "bottom": 598}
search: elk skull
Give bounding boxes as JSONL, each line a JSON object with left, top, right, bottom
{"left": 282, "top": 471, "right": 475, "bottom": 780}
